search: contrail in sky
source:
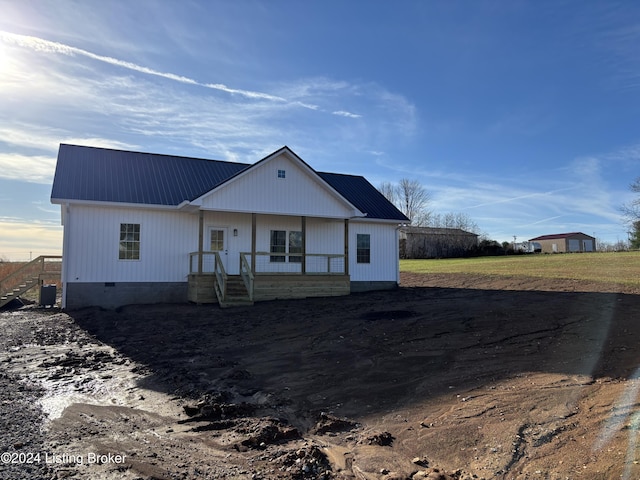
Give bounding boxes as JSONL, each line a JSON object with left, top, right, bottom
{"left": 0, "top": 30, "right": 366, "bottom": 118}
{"left": 0, "top": 30, "right": 286, "bottom": 102}
{"left": 467, "top": 186, "right": 579, "bottom": 209}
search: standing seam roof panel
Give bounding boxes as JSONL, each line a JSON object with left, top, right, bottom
{"left": 51, "top": 144, "right": 408, "bottom": 221}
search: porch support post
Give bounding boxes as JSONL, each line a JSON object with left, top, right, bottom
{"left": 301, "top": 216, "right": 306, "bottom": 274}
{"left": 251, "top": 213, "right": 257, "bottom": 273}
{"left": 198, "top": 210, "right": 204, "bottom": 274}
{"left": 344, "top": 219, "right": 349, "bottom": 276}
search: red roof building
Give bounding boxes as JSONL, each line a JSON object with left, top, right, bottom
{"left": 528, "top": 232, "right": 595, "bottom": 253}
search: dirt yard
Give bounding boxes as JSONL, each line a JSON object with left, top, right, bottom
{"left": 1, "top": 272, "right": 639, "bottom": 480}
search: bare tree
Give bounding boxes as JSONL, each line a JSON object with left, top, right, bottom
{"left": 378, "top": 179, "right": 431, "bottom": 225}
{"left": 397, "top": 178, "right": 431, "bottom": 225}
{"left": 378, "top": 181, "right": 397, "bottom": 206}
{"left": 428, "top": 212, "right": 479, "bottom": 234}
{"left": 630, "top": 220, "right": 640, "bottom": 249}
{"left": 621, "top": 177, "right": 640, "bottom": 223}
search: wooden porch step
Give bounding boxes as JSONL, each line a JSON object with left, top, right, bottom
{"left": 220, "top": 276, "right": 253, "bottom": 308}
{"left": 1, "top": 276, "right": 40, "bottom": 308}
{"left": 0, "top": 256, "right": 62, "bottom": 309}
{"left": 220, "top": 298, "right": 254, "bottom": 308}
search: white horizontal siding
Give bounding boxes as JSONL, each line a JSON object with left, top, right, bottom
{"left": 199, "top": 153, "right": 355, "bottom": 218}
{"left": 66, "top": 205, "right": 199, "bottom": 283}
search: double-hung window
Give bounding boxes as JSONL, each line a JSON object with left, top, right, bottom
{"left": 270, "top": 230, "right": 286, "bottom": 262}
{"left": 119, "top": 223, "right": 140, "bottom": 260}
{"left": 356, "top": 233, "right": 370, "bottom": 264}
{"left": 289, "top": 231, "right": 303, "bottom": 263}
{"left": 270, "top": 230, "right": 303, "bottom": 263}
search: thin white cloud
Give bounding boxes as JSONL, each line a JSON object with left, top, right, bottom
{"left": 590, "top": 5, "right": 640, "bottom": 91}
{"left": 0, "top": 124, "right": 136, "bottom": 153}
{"left": 332, "top": 110, "right": 362, "bottom": 119}
{"left": 203, "top": 82, "right": 285, "bottom": 102}
{"left": 1, "top": 30, "right": 419, "bottom": 165}
{"left": 465, "top": 186, "right": 579, "bottom": 209}
{"left": 601, "top": 143, "right": 640, "bottom": 169}
{"left": 61, "top": 137, "right": 137, "bottom": 150}
{"left": 0, "top": 152, "right": 56, "bottom": 183}
{"left": 0, "top": 30, "right": 288, "bottom": 103}
{"left": 0, "top": 125, "right": 62, "bottom": 152}
{"left": 516, "top": 215, "right": 566, "bottom": 228}
{"left": 35, "top": 204, "right": 63, "bottom": 215}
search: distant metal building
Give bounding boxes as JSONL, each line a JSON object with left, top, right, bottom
{"left": 399, "top": 227, "right": 479, "bottom": 259}
{"left": 528, "top": 232, "right": 596, "bottom": 253}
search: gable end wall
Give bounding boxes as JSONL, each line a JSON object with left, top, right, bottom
{"left": 199, "top": 154, "right": 355, "bottom": 218}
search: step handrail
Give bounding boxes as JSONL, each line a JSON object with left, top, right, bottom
{"left": 239, "top": 253, "right": 254, "bottom": 301}
{"left": 213, "top": 251, "right": 227, "bottom": 302}
{"left": 0, "top": 255, "right": 62, "bottom": 294}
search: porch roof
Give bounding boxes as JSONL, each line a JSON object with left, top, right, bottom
{"left": 51, "top": 144, "right": 409, "bottom": 222}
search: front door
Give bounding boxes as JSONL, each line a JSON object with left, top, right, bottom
{"left": 207, "top": 227, "right": 228, "bottom": 272}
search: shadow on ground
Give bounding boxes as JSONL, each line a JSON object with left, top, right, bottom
{"left": 67, "top": 284, "right": 640, "bottom": 426}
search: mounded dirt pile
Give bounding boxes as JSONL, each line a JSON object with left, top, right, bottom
{"left": 1, "top": 272, "right": 639, "bottom": 479}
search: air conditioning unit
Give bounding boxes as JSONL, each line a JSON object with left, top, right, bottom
{"left": 40, "top": 285, "right": 56, "bottom": 307}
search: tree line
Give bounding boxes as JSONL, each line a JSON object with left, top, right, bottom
{"left": 379, "top": 178, "right": 480, "bottom": 234}
{"left": 381, "top": 176, "right": 640, "bottom": 252}
{"left": 622, "top": 177, "right": 640, "bottom": 249}
{"left": 379, "top": 178, "right": 486, "bottom": 259}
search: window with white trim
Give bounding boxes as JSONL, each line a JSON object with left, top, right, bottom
{"left": 119, "top": 223, "right": 140, "bottom": 260}
{"left": 270, "top": 230, "right": 286, "bottom": 262}
{"left": 289, "top": 231, "right": 302, "bottom": 263}
{"left": 356, "top": 233, "right": 370, "bottom": 264}
{"left": 270, "top": 230, "right": 303, "bottom": 262}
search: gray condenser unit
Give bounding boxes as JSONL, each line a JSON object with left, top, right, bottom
{"left": 40, "top": 285, "right": 56, "bottom": 307}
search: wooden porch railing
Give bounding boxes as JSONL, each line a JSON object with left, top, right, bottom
{"left": 189, "top": 251, "right": 218, "bottom": 274}
{"left": 189, "top": 251, "right": 228, "bottom": 304}
{"left": 240, "top": 252, "right": 346, "bottom": 275}
{"left": 0, "top": 255, "right": 62, "bottom": 308}
{"left": 189, "top": 251, "right": 346, "bottom": 306}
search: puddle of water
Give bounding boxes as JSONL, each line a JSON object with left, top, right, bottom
{"left": 2, "top": 341, "right": 181, "bottom": 422}
{"left": 40, "top": 392, "right": 104, "bottom": 419}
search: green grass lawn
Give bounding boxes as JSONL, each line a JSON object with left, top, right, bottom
{"left": 401, "top": 251, "right": 640, "bottom": 288}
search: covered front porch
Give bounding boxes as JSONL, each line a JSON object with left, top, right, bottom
{"left": 187, "top": 212, "right": 351, "bottom": 307}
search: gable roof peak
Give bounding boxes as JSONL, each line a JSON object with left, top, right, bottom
{"left": 51, "top": 144, "right": 410, "bottom": 221}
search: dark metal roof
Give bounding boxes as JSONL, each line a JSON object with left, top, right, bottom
{"left": 51, "top": 144, "right": 249, "bottom": 206}
{"left": 51, "top": 144, "right": 409, "bottom": 221}
{"left": 317, "top": 172, "right": 408, "bottom": 221}
{"left": 528, "top": 232, "right": 594, "bottom": 241}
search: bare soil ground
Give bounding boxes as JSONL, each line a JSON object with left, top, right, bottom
{"left": 1, "top": 272, "right": 640, "bottom": 480}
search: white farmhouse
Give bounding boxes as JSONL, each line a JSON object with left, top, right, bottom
{"left": 50, "top": 145, "right": 409, "bottom": 308}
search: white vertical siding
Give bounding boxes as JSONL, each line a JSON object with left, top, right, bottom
{"left": 199, "top": 154, "right": 356, "bottom": 218}
{"left": 64, "top": 206, "right": 399, "bottom": 285}
{"left": 66, "top": 205, "right": 199, "bottom": 282}
{"left": 349, "top": 221, "right": 399, "bottom": 282}
{"left": 202, "top": 211, "right": 253, "bottom": 275}
{"left": 306, "top": 218, "right": 343, "bottom": 255}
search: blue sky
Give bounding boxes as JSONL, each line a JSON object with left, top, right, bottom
{"left": 1, "top": 1, "right": 638, "bottom": 260}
